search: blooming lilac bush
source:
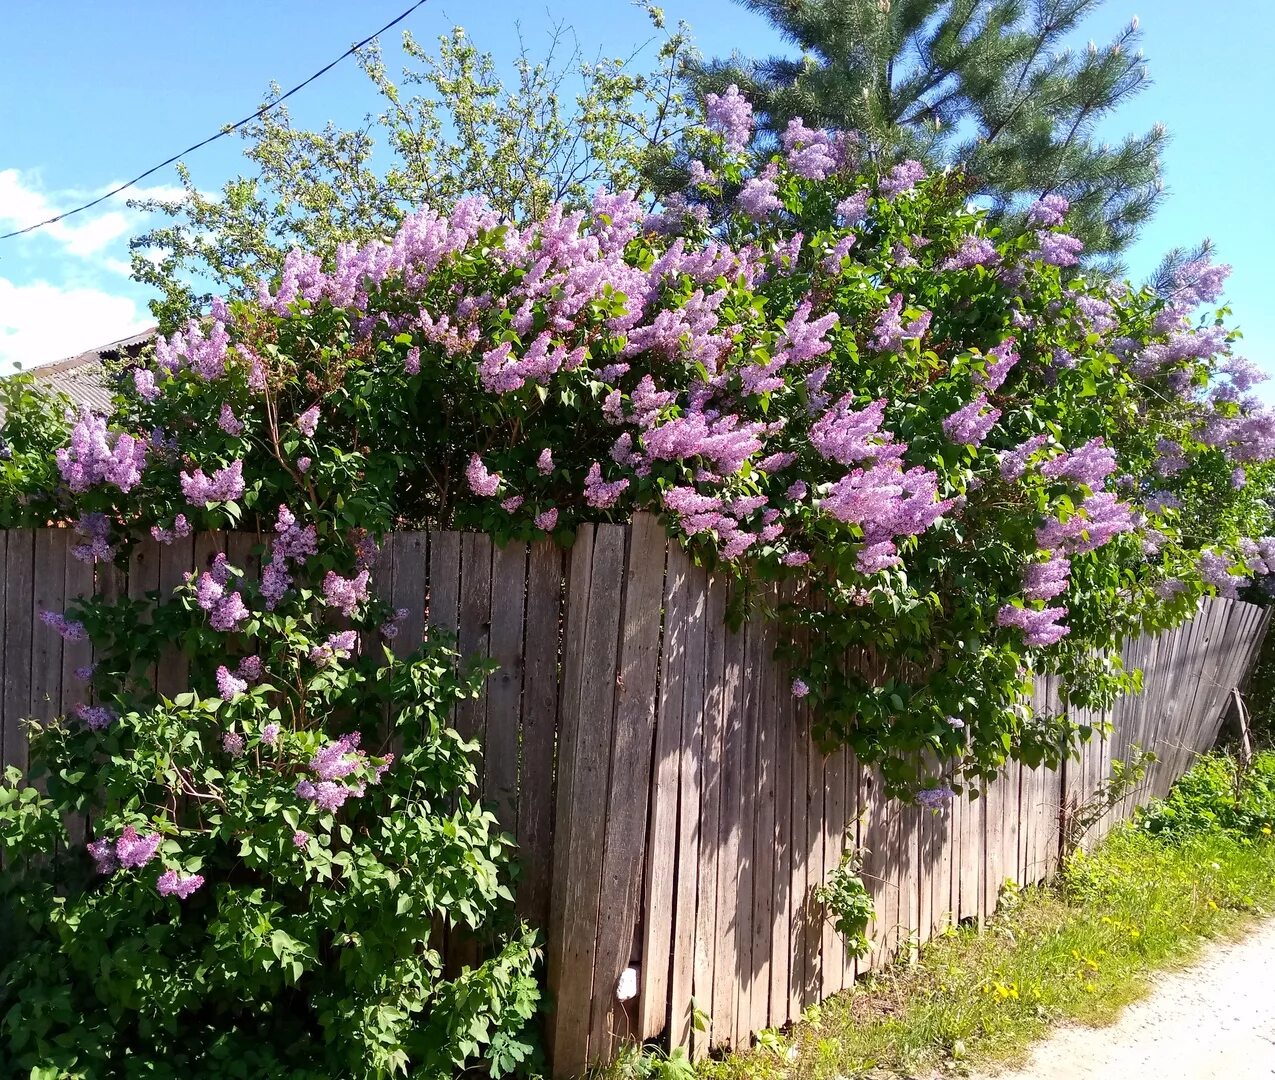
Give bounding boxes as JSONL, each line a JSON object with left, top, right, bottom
{"left": 3, "top": 91, "right": 1275, "bottom": 803}
{"left": 2, "top": 561, "right": 539, "bottom": 1073}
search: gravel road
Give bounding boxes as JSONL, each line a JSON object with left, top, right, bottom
{"left": 972, "top": 919, "right": 1275, "bottom": 1080}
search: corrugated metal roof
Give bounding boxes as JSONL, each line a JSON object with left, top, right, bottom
{"left": 4, "top": 327, "right": 157, "bottom": 418}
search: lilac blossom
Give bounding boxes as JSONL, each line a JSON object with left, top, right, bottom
{"left": 262, "top": 722, "right": 281, "bottom": 746}
{"left": 181, "top": 460, "right": 245, "bottom": 504}
{"left": 74, "top": 704, "right": 116, "bottom": 730}
{"left": 310, "top": 630, "right": 358, "bottom": 668}
{"left": 916, "top": 787, "right": 954, "bottom": 810}
{"left": 1031, "top": 231, "right": 1084, "bottom": 266}
{"left": 705, "top": 84, "right": 753, "bottom": 151}
{"left": 1026, "top": 194, "right": 1069, "bottom": 226}
{"left": 584, "top": 463, "right": 630, "bottom": 509}
{"left": 942, "top": 395, "right": 1001, "bottom": 446}
{"left": 151, "top": 514, "right": 192, "bottom": 545}
{"left": 736, "top": 174, "right": 783, "bottom": 220}
{"left": 71, "top": 512, "right": 113, "bottom": 562}
{"left": 879, "top": 160, "right": 926, "bottom": 197}
{"left": 791, "top": 679, "right": 810, "bottom": 698}
{"left": 809, "top": 397, "right": 900, "bottom": 465}
{"left": 322, "top": 570, "right": 370, "bottom": 617}
{"left": 835, "top": 191, "right": 869, "bottom": 223}
{"left": 537, "top": 448, "right": 554, "bottom": 474}
{"left": 115, "top": 825, "right": 162, "bottom": 870}
{"left": 216, "top": 665, "right": 248, "bottom": 701}
{"left": 1040, "top": 438, "right": 1118, "bottom": 488}
{"left": 999, "top": 434, "right": 1050, "bottom": 481}
{"left": 1155, "top": 578, "right": 1187, "bottom": 601}
{"left": 56, "top": 411, "right": 147, "bottom": 493}
{"left": 1036, "top": 493, "right": 1136, "bottom": 555}
{"left": 1154, "top": 437, "right": 1188, "bottom": 477}
{"left": 781, "top": 118, "right": 839, "bottom": 180}
{"left": 1199, "top": 551, "right": 1248, "bottom": 598}
{"left": 466, "top": 454, "right": 501, "bottom": 496}
{"left": 292, "top": 830, "right": 310, "bottom": 848}
{"left": 1145, "top": 491, "right": 1183, "bottom": 515}
{"left": 997, "top": 604, "right": 1070, "bottom": 646}
{"left": 223, "top": 732, "right": 246, "bottom": 757}
{"left": 156, "top": 870, "right": 205, "bottom": 899}
{"left": 869, "top": 294, "right": 931, "bottom": 353}
{"left": 534, "top": 507, "right": 559, "bottom": 531}
{"left": 297, "top": 405, "right": 320, "bottom": 437}
{"left": 218, "top": 404, "right": 244, "bottom": 435}
{"left": 39, "top": 610, "right": 87, "bottom": 641}
{"left": 1023, "top": 554, "right": 1071, "bottom": 601}
{"left": 133, "top": 369, "right": 160, "bottom": 402}
{"left": 942, "top": 235, "right": 999, "bottom": 271}
{"left": 974, "top": 339, "right": 1019, "bottom": 391}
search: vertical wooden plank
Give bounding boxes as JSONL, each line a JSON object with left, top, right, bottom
{"left": 693, "top": 569, "right": 726, "bottom": 1058}
{"left": 669, "top": 549, "right": 707, "bottom": 1051}
{"left": 712, "top": 588, "right": 746, "bottom": 1049}
{"left": 787, "top": 641, "right": 810, "bottom": 1019}
{"left": 547, "top": 524, "right": 625, "bottom": 1077}
{"left": 960, "top": 786, "right": 983, "bottom": 925}
{"left": 820, "top": 742, "right": 847, "bottom": 996}
{"left": 455, "top": 533, "right": 492, "bottom": 749}
{"left": 768, "top": 586, "right": 793, "bottom": 1029}
{"left": 155, "top": 532, "right": 195, "bottom": 699}
{"left": 590, "top": 517, "right": 667, "bottom": 1060}
{"left": 547, "top": 523, "right": 597, "bottom": 1073}
{"left": 733, "top": 616, "right": 757, "bottom": 1049}
{"left": 485, "top": 540, "right": 527, "bottom": 835}
{"left": 427, "top": 530, "right": 461, "bottom": 637}
{"left": 389, "top": 532, "right": 428, "bottom": 659}
{"left": 640, "top": 539, "right": 687, "bottom": 1042}
{"left": 516, "top": 538, "right": 564, "bottom": 930}
{"left": 127, "top": 537, "right": 162, "bottom": 691}
{"left": 31, "top": 530, "right": 66, "bottom": 730}
{"left": 750, "top": 600, "right": 776, "bottom": 1037}
{"left": 801, "top": 687, "right": 826, "bottom": 1002}
{"left": 61, "top": 544, "right": 95, "bottom": 718}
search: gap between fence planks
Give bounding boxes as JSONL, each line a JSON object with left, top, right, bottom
{"left": 0, "top": 521, "right": 1268, "bottom": 1078}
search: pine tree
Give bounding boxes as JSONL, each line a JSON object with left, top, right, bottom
{"left": 689, "top": 0, "right": 1165, "bottom": 262}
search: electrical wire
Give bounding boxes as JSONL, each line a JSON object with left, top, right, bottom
{"left": 0, "top": 0, "right": 430, "bottom": 242}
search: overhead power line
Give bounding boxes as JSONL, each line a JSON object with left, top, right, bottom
{"left": 0, "top": 0, "right": 430, "bottom": 242}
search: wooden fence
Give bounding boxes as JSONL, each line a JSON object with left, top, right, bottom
{"left": 0, "top": 520, "right": 1269, "bottom": 1076}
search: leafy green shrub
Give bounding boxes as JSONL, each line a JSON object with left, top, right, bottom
{"left": 0, "top": 374, "right": 73, "bottom": 527}
{"left": 0, "top": 617, "right": 540, "bottom": 1078}
{"left": 1136, "top": 751, "right": 1275, "bottom": 841}
{"left": 813, "top": 848, "right": 875, "bottom": 959}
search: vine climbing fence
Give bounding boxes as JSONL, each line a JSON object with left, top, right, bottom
{"left": 0, "top": 516, "right": 1268, "bottom": 1077}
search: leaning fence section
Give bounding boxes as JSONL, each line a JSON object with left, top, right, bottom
{"left": 0, "top": 521, "right": 1268, "bottom": 1077}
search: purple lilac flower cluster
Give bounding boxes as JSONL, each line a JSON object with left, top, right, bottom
{"left": 87, "top": 825, "right": 161, "bottom": 875}
{"left": 56, "top": 411, "right": 147, "bottom": 493}
{"left": 295, "top": 732, "right": 393, "bottom": 813}
{"left": 181, "top": 459, "right": 246, "bottom": 504}
{"left": 193, "top": 553, "right": 250, "bottom": 632}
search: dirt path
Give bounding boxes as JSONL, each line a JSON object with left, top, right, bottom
{"left": 972, "top": 919, "right": 1275, "bottom": 1079}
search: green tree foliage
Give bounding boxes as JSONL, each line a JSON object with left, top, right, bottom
{"left": 688, "top": 0, "right": 1165, "bottom": 261}
{"left": 129, "top": 7, "right": 700, "bottom": 329}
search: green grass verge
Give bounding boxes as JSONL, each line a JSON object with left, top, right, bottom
{"left": 601, "top": 752, "right": 1275, "bottom": 1080}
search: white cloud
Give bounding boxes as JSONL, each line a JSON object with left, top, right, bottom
{"left": 0, "top": 277, "right": 152, "bottom": 374}
{"left": 0, "top": 169, "right": 191, "bottom": 261}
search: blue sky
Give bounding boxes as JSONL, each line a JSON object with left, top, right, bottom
{"left": 2, "top": 0, "right": 1271, "bottom": 392}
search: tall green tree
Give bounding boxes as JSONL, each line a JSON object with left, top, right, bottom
{"left": 689, "top": 0, "right": 1165, "bottom": 262}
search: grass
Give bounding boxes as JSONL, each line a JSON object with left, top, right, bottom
{"left": 600, "top": 752, "right": 1275, "bottom": 1080}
